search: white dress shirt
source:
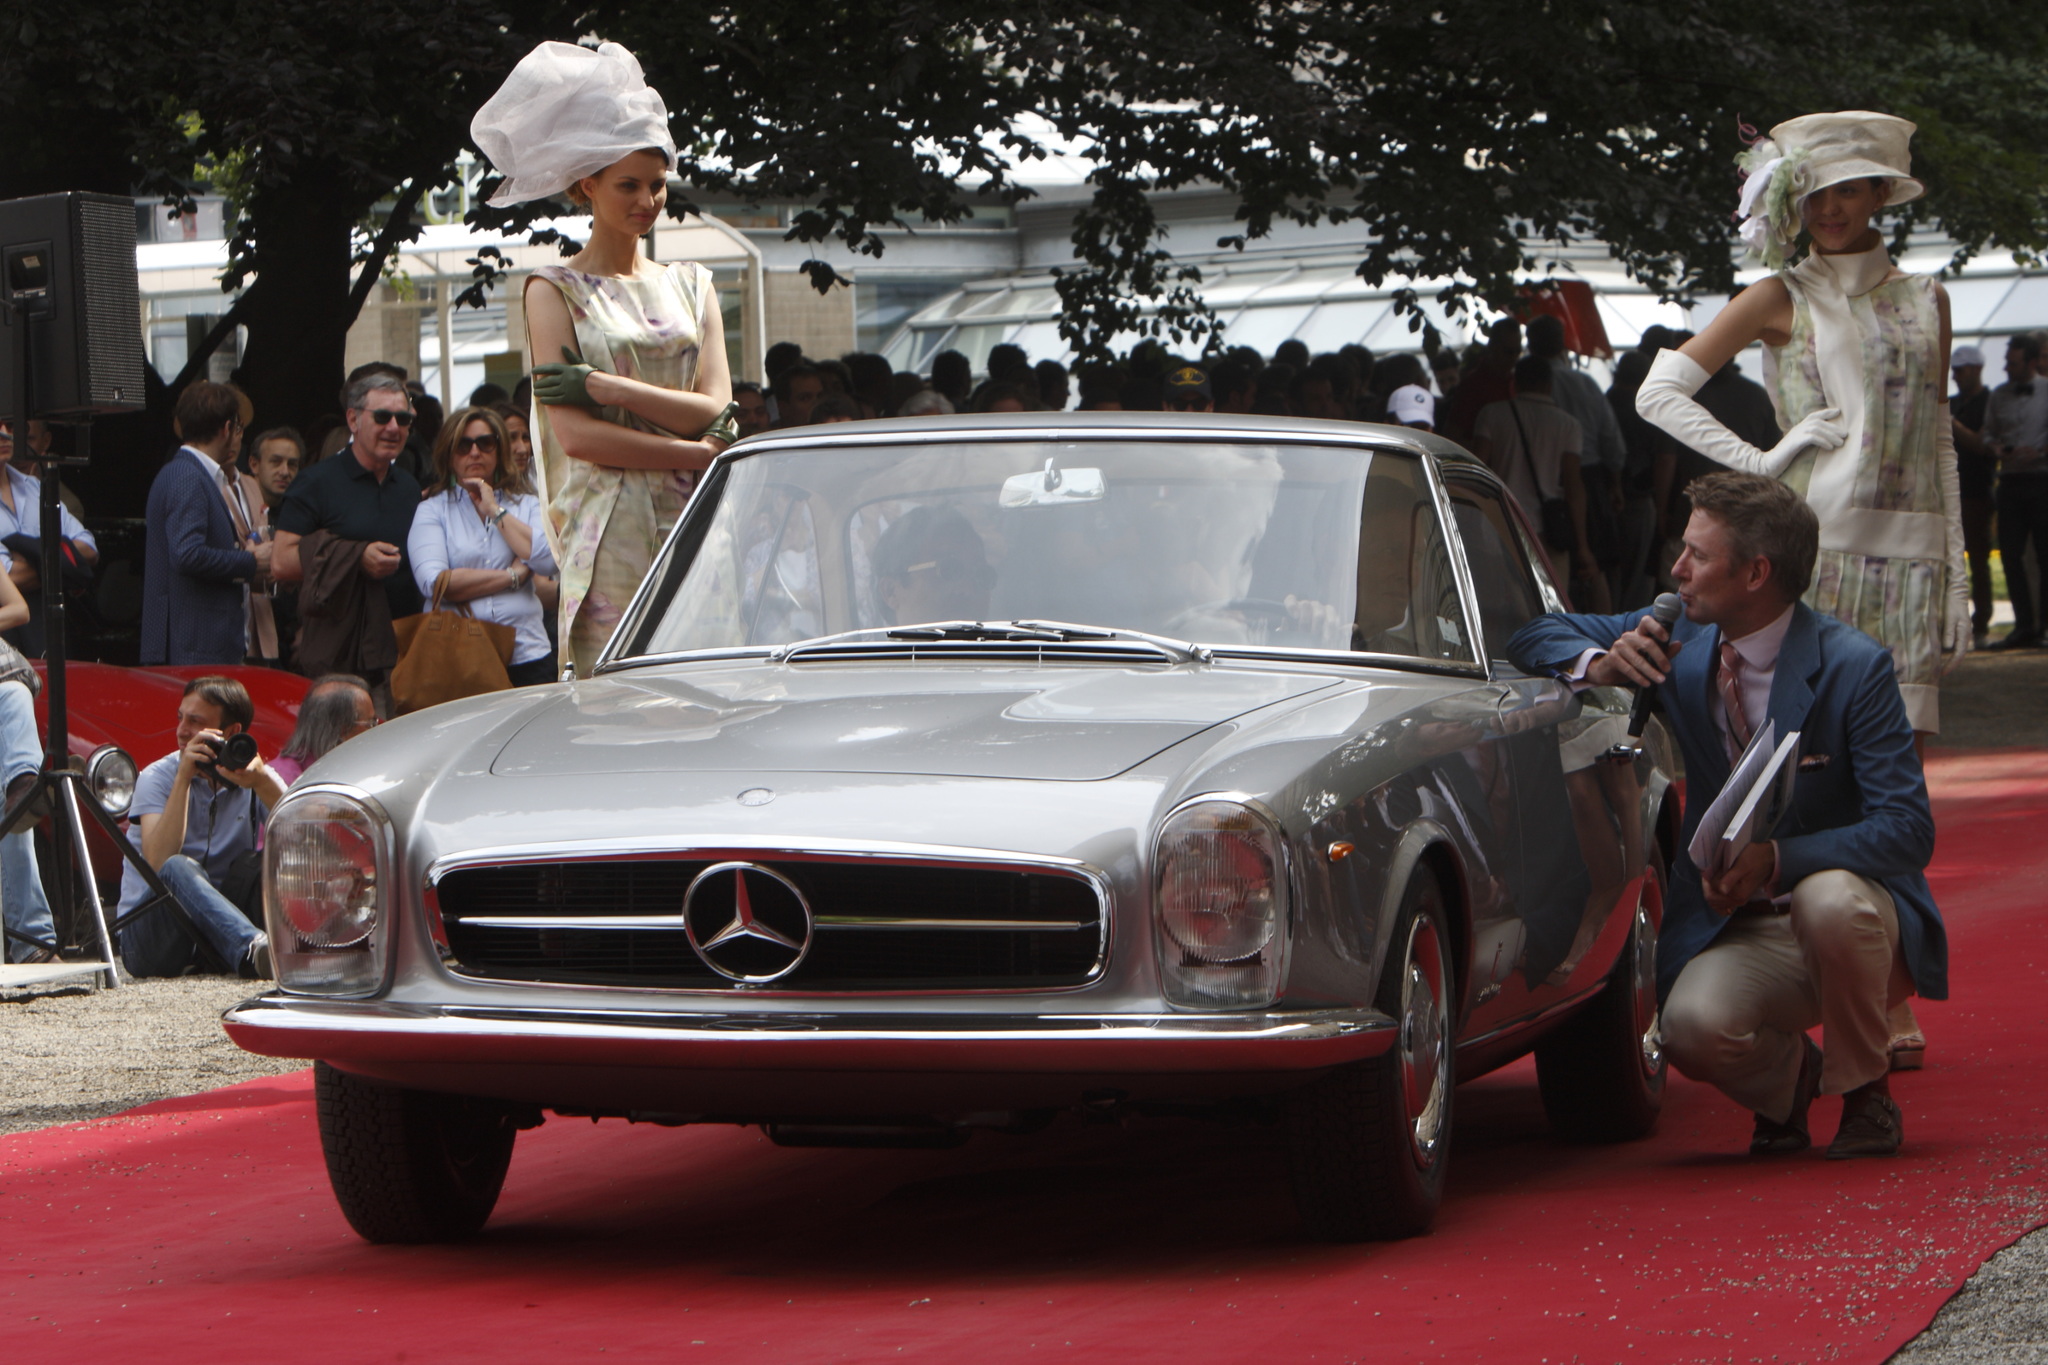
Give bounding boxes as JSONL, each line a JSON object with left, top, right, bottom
{"left": 0, "top": 462, "right": 98, "bottom": 573}
{"left": 407, "top": 489, "right": 558, "bottom": 666}
{"left": 183, "top": 445, "right": 259, "bottom": 653}
{"left": 1712, "top": 604, "right": 1795, "bottom": 753}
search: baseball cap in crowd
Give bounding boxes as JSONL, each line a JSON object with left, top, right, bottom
{"left": 1163, "top": 365, "right": 1213, "bottom": 408}
{"left": 1952, "top": 344, "right": 1985, "bottom": 369}
{"left": 1388, "top": 384, "right": 1436, "bottom": 429}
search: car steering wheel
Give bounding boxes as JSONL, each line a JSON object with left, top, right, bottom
{"left": 1163, "top": 597, "right": 1294, "bottom": 634}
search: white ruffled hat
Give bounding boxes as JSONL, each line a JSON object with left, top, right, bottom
{"left": 470, "top": 41, "right": 678, "bottom": 207}
{"left": 1733, "top": 111, "right": 1923, "bottom": 267}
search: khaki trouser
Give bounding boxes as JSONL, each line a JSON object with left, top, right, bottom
{"left": 1661, "top": 870, "right": 1915, "bottom": 1125}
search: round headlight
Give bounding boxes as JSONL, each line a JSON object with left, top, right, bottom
{"left": 273, "top": 816, "right": 379, "bottom": 947}
{"left": 266, "top": 789, "right": 390, "bottom": 996}
{"left": 85, "top": 744, "right": 136, "bottom": 817}
{"left": 1157, "top": 801, "right": 1283, "bottom": 963}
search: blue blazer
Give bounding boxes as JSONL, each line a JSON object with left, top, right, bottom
{"left": 1508, "top": 603, "right": 1946, "bottom": 1002}
{"left": 139, "top": 450, "right": 257, "bottom": 666}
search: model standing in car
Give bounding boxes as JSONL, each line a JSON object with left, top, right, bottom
{"left": 471, "top": 41, "right": 737, "bottom": 676}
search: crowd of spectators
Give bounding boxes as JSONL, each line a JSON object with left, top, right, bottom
{"left": 10, "top": 314, "right": 2044, "bottom": 978}
{"left": 739, "top": 319, "right": 1791, "bottom": 613}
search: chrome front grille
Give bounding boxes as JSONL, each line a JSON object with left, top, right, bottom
{"left": 432, "top": 856, "right": 1106, "bottom": 991}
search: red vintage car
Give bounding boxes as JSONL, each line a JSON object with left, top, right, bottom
{"left": 26, "top": 662, "right": 306, "bottom": 938}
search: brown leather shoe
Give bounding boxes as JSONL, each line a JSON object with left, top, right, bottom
{"left": 0, "top": 771, "right": 50, "bottom": 837}
{"left": 1826, "top": 1082, "right": 1903, "bottom": 1159}
{"left": 1751, "top": 1034, "right": 1824, "bottom": 1155}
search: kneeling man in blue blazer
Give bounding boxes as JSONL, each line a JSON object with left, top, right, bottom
{"left": 1509, "top": 472, "right": 1944, "bottom": 1159}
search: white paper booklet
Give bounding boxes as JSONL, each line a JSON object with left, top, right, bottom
{"left": 1687, "top": 722, "right": 1802, "bottom": 879}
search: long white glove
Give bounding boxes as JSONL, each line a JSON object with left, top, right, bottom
{"left": 1636, "top": 349, "right": 1849, "bottom": 477}
{"left": 1937, "top": 418, "right": 1971, "bottom": 670}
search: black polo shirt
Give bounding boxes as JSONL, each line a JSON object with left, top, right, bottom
{"left": 275, "top": 443, "right": 424, "bottom": 618}
{"left": 1954, "top": 386, "right": 1994, "bottom": 500}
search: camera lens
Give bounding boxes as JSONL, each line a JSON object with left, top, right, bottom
{"left": 218, "top": 733, "right": 259, "bottom": 772}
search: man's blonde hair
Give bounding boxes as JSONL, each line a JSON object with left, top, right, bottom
{"left": 1685, "top": 471, "right": 1819, "bottom": 599}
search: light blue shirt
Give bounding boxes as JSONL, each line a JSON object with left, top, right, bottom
{"left": 407, "top": 489, "right": 558, "bottom": 666}
{"left": 0, "top": 463, "right": 97, "bottom": 573}
{"left": 116, "top": 751, "right": 267, "bottom": 918}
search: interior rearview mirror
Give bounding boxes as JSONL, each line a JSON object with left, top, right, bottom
{"left": 1001, "top": 458, "right": 1106, "bottom": 508}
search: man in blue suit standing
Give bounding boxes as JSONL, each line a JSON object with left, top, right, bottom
{"left": 141, "top": 382, "right": 273, "bottom": 665}
{"left": 1509, "top": 472, "right": 1944, "bottom": 1160}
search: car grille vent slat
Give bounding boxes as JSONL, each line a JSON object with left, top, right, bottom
{"left": 782, "top": 640, "right": 1170, "bottom": 667}
{"left": 434, "top": 858, "right": 1104, "bottom": 992}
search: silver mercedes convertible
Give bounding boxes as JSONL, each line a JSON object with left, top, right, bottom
{"left": 226, "top": 413, "right": 1678, "bottom": 1245}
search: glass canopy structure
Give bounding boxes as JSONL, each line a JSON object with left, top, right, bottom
{"left": 881, "top": 243, "right": 2048, "bottom": 380}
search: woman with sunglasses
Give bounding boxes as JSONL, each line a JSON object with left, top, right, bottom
{"left": 405, "top": 406, "right": 561, "bottom": 686}
{"left": 472, "top": 42, "right": 738, "bottom": 677}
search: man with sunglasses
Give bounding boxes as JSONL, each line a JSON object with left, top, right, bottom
{"left": 271, "top": 373, "right": 424, "bottom": 699}
{"left": 141, "top": 382, "right": 272, "bottom": 665}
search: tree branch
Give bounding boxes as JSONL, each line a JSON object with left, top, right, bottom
{"left": 344, "top": 165, "right": 440, "bottom": 328}
{"left": 167, "top": 283, "right": 258, "bottom": 395}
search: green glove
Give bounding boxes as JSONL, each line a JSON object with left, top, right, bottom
{"left": 703, "top": 400, "right": 740, "bottom": 447}
{"left": 531, "top": 346, "right": 599, "bottom": 408}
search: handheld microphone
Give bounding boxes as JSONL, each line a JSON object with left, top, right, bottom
{"left": 1624, "top": 593, "right": 1685, "bottom": 739}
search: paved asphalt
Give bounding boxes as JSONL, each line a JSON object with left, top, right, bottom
{"left": 3, "top": 646, "right": 2044, "bottom": 1359}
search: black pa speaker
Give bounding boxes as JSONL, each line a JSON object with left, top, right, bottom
{"left": 0, "top": 191, "right": 147, "bottom": 422}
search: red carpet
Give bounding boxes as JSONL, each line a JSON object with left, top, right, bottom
{"left": 5, "top": 749, "right": 2047, "bottom": 1363}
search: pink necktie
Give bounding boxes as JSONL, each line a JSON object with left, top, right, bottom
{"left": 1718, "top": 639, "right": 1753, "bottom": 762}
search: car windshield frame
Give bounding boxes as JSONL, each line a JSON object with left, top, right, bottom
{"left": 596, "top": 423, "right": 1491, "bottom": 679}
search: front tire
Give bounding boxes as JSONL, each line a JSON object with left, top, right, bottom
{"left": 1285, "top": 866, "right": 1455, "bottom": 1241}
{"left": 314, "top": 1061, "right": 519, "bottom": 1244}
{"left": 1535, "top": 843, "right": 1667, "bottom": 1142}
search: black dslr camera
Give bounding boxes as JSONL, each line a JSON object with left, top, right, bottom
{"left": 198, "top": 731, "right": 259, "bottom": 774}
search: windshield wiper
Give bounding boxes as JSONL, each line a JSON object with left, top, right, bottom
{"left": 1008, "top": 619, "right": 1212, "bottom": 665}
{"left": 883, "top": 621, "right": 1066, "bottom": 643}
{"left": 769, "top": 620, "right": 1211, "bottom": 665}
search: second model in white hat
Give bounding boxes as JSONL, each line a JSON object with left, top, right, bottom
{"left": 1733, "top": 110, "right": 1921, "bottom": 268}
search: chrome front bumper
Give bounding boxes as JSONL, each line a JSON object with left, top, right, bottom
{"left": 223, "top": 995, "right": 1396, "bottom": 1075}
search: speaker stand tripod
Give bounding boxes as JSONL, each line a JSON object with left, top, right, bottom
{"left": 0, "top": 305, "right": 190, "bottom": 990}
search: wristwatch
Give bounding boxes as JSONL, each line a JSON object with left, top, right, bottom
{"left": 486, "top": 506, "right": 509, "bottom": 529}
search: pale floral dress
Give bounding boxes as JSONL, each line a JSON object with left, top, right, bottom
{"left": 525, "top": 261, "right": 713, "bottom": 675}
{"left": 1768, "top": 272, "right": 1946, "bottom": 730}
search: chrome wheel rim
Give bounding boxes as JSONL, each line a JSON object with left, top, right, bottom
{"left": 1633, "top": 878, "right": 1664, "bottom": 1080}
{"left": 1397, "top": 915, "right": 1451, "bottom": 1167}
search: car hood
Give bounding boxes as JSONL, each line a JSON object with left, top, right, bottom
{"left": 489, "top": 664, "right": 1341, "bottom": 782}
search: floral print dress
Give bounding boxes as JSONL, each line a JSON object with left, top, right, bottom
{"left": 525, "top": 261, "right": 712, "bottom": 675}
{"left": 1768, "top": 270, "right": 1946, "bottom": 731}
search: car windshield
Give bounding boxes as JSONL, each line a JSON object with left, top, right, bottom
{"left": 614, "top": 438, "right": 1473, "bottom": 664}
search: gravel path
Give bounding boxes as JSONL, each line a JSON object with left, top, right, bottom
{"left": 1893, "top": 1230, "right": 2048, "bottom": 1362}
{"left": 0, "top": 974, "right": 300, "bottom": 1135}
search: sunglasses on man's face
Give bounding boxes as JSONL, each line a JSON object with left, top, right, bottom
{"left": 454, "top": 434, "right": 499, "bottom": 454}
{"left": 360, "top": 407, "right": 415, "bottom": 428}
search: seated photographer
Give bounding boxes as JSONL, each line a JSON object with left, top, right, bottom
{"left": 115, "top": 676, "right": 289, "bottom": 979}
{"left": 1507, "top": 472, "right": 1945, "bottom": 1160}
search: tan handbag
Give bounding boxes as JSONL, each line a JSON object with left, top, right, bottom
{"left": 390, "top": 573, "right": 517, "bottom": 715}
